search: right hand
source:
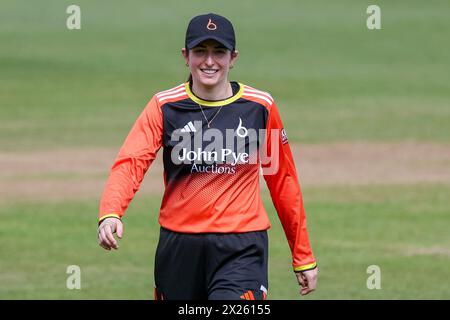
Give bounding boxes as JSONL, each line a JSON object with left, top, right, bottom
{"left": 97, "top": 217, "right": 123, "bottom": 251}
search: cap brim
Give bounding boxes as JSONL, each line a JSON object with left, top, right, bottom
{"left": 187, "top": 35, "right": 233, "bottom": 51}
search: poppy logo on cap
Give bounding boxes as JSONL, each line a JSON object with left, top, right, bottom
{"left": 207, "top": 18, "right": 217, "bottom": 30}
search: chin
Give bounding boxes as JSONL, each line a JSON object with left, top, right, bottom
{"left": 194, "top": 71, "right": 224, "bottom": 87}
{"left": 198, "top": 77, "right": 219, "bottom": 87}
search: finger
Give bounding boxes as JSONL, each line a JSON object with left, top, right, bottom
{"left": 301, "top": 287, "right": 315, "bottom": 295}
{"left": 98, "top": 239, "right": 111, "bottom": 251}
{"left": 99, "top": 237, "right": 111, "bottom": 250}
{"left": 302, "top": 283, "right": 315, "bottom": 294}
{"left": 104, "top": 225, "right": 118, "bottom": 249}
{"left": 116, "top": 221, "right": 123, "bottom": 239}
{"left": 296, "top": 273, "right": 306, "bottom": 287}
{"left": 301, "top": 273, "right": 317, "bottom": 295}
{"left": 97, "top": 232, "right": 106, "bottom": 248}
{"left": 302, "top": 273, "right": 308, "bottom": 281}
{"left": 99, "top": 228, "right": 110, "bottom": 249}
{"left": 104, "top": 224, "right": 118, "bottom": 249}
{"left": 100, "top": 227, "right": 112, "bottom": 249}
{"left": 98, "top": 227, "right": 112, "bottom": 250}
{"left": 301, "top": 273, "right": 308, "bottom": 286}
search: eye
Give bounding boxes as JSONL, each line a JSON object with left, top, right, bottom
{"left": 193, "top": 48, "right": 206, "bottom": 54}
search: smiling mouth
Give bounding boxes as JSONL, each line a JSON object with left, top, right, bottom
{"left": 201, "top": 69, "right": 219, "bottom": 75}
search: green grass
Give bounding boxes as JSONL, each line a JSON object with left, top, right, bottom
{"left": 0, "top": 0, "right": 449, "bottom": 300}
{"left": 1, "top": 184, "right": 449, "bottom": 299}
{"left": 267, "top": 184, "right": 450, "bottom": 299}
{"left": 1, "top": 0, "right": 449, "bottom": 150}
{"left": 0, "top": 195, "right": 161, "bottom": 299}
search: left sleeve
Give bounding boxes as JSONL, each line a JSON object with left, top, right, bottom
{"left": 262, "top": 101, "right": 317, "bottom": 272}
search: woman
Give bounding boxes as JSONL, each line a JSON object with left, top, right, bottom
{"left": 97, "top": 13, "right": 318, "bottom": 300}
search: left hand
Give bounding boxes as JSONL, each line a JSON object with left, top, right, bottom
{"left": 295, "top": 267, "right": 318, "bottom": 296}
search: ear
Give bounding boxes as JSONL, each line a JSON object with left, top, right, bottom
{"left": 230, "top": 50, "right": 239, "bottom": 65}
{"left": 181, "top": 48, "right": 189, "bottom": 65}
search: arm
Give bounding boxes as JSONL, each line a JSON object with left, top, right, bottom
{"left": 97, "top": 96, "right": 163, "bottom": 250}
{"left": 261, "top": 101, "right": 318, "bottom": 294}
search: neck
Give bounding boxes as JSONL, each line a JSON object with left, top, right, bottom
{"left": 191, "top": 80, "right": 232, "bottom": 101}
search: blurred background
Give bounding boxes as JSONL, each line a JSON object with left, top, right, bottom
{"left": 0, "top": 0, "right": 449, "bottom": 299}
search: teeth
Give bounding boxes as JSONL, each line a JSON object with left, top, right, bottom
{"left": 202, "top": 69, "right": 218, "bottom": 74}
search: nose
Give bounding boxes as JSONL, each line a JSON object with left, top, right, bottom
{"left": 205, "top": 52, "right": 214, "bottom": 66}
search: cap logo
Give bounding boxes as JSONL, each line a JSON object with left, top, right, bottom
{"left": 207, "top": 18, "right": 217, "bottom": 30}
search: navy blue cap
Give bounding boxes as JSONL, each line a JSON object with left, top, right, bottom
{"left": 185, "top": 13, "right": 236, "bottom": 51}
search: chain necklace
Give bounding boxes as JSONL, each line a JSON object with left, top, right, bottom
{"left": 198, "top": 104, "right": 223, "bottom": 128}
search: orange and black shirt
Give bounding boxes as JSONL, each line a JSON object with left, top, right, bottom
{"left": 99, "top": 81, "right": 316, "bottom": 272}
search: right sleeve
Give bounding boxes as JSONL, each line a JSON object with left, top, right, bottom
{"left": 98, "top": 96, "right": 163, "bottom": 223}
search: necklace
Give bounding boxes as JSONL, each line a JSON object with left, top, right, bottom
{"left": 198, "top": 104, "right": 223, "bottom": 128}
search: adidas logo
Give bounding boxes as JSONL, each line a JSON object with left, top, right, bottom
{"left": 240, "top": 290, "right": 255, "bottom": 300}
{"left": 180, "top": 121, "right": 197, "bottom": 133}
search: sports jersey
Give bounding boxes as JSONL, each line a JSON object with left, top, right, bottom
{"left": 99, "top": 81, "right": 316, "bottom": 271}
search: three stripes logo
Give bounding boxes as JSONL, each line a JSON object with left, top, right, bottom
{"left": 180, "top": 121, "right": 197, "bottom": 133}
{"left": 240, "top": 290, "right": 256, "bottom": 300}
{"left": 239, "top": 286, "right": 268, "bottom": 300}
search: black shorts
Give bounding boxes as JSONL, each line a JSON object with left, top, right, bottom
{"left": 154, "top": 227, "right": 269, "bottom": 300}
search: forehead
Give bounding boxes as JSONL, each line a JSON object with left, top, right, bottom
{"left": 193, "top": 39, "right": 227, "bottom": 49}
